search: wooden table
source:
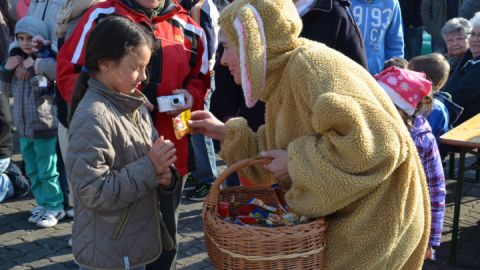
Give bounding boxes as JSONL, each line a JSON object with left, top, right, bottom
{"left": 439, "top": 113, "right": 480, "bottom": 264}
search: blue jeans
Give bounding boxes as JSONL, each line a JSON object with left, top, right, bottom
{"left": 191, "top": 79, "right": 217, "bottom": 185}
{"left": 404, "top": 26, "right": 423, "bottom": 60}
{"left": 0, "top": 158, "right": 14, "bottom": 202}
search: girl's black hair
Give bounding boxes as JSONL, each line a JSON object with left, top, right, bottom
{"left": 68, "top": 16, "right": 154, "bottom": 122}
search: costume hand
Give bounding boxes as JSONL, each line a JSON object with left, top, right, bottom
{"left": 22, "top": 57, "right": 34, "bottom": 69}
{"left": 156, "top": 168, "right": 172, "bottom": 188}
{"left": 148, "top": 136, "right": 176, "bottom": 174}
{"left": 188, "top": 111, "right": 226, "bottom": 141}
{"left": 4, "top": 56, "right": 22, "bottom": 70}
{"left": 260, "top": 150, "right": 292, "bottom": 189}
{"left": 166, "top": 89, "right": 193, "bottom": 117}
{"left": 14, "top": 65, "right": 29, "bottom": 80}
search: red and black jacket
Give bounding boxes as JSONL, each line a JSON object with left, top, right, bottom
{"left": 57, "top": 0, "right": 209, "bottom": 175}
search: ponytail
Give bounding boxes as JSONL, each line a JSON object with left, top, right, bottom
{"left": 68, "top": 72, "right": 90, "bottom": 123}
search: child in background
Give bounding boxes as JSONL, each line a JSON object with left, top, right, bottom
{"left": 408, "top": 53, "right": 464, "bottom": 158}
{"left": 66, "top": 16, "right": 179, "bottom": 270}
{"left": 376, "top": 66, "right": 446, "bottom": 260}
{"left": 0, "top": 16, "right": 64, "bottom": 227}
{"left": 383, "top": 56, "right": 408, "bottom": 70}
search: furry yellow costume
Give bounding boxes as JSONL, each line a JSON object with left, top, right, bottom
{"left": 218, "top": 0, "right": 431, "bottom": 269}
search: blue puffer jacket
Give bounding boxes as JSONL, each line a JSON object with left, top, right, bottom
{"left": 350, "top": 0, "right": 404, "bottom": 75}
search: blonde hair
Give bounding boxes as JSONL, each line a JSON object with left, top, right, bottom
{"left": 408, "top": 53, "right": 450, "bottom": 92}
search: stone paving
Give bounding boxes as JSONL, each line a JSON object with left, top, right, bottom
{"left": 1, "top": 156, "right": 479, "bottom": 270}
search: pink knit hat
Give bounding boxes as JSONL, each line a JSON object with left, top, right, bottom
{"left": 375, "top": 66, "right": 432, "bottom": 116}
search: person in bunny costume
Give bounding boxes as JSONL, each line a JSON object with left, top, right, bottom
{"left": 188, "top": 0, "right": 431, "bottom": 269}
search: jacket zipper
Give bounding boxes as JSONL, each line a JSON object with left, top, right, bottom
{"left": 112, "top": 205, "right": 131, "bottom": 239}
{"left": 42, "top": 0, "right": 50, "bottom": 20}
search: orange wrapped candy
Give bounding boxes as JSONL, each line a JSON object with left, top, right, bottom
{"left": 172, "top": 110, "right": 191, "bottom": 139}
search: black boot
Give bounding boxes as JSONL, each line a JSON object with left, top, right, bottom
{"left": 5, "top": 162, "right": 30, "bottom": 199}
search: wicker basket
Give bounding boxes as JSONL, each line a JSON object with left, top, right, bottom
{"left": 203, "top": 157, "right": 327, "bottom": 269}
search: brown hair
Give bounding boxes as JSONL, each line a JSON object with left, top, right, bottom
{"left": 408, "top": 53, "right": 450, "bottom": 92}
{"left": 68, "top": 16, "right": 154, "bottom": 122}
{"left": 383, "top": 57, "right": 408, "bottom": 70}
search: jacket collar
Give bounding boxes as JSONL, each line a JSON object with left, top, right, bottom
{"left": 116, "top": 0, "right": 183, "bottom": 23}
{"left": 87, "top": 78, "right": 147, "bottom": 114}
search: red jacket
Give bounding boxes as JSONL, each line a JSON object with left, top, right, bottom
{"left": 57, "top": 0, "right": 209, "bottom": 176}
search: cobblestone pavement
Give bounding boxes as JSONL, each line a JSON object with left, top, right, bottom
{"left": 1, "top": 156, "right": 479, "bottom": 270}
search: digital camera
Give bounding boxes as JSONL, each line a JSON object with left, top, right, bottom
{"left": 157, "top": 94, "right": 185, "bottom": 112}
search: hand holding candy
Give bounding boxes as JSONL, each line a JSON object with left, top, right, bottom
{"left": 188, "top": 111, "right": 227, "bottom": 141}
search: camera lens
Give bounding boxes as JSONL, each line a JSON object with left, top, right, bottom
{"left": 172, "top": 98, "right": 179, "bottom": 105}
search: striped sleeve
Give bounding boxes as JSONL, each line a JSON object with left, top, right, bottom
{"left": 56, "top": 6, "right": 115, "bottom": 102}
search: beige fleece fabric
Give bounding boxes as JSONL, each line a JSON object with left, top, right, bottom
{"left": 218, "top": 0, "right": 431, "bottom": 269}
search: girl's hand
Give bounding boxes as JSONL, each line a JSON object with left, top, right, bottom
{"left": 166, "top": 89, "right": 193, "bottom": 117}
{"left": 156, "top": 168, "right": 172, "bottom": 188}
{"left": 188, "top": 111, "right": 226, "bottom": 141}
{"left": 260, "top": 150, "right": 292, "bottom": 189}
{"left": 148, "top": 136, "right": 176, "bottom": 174}
{"left": 4, "top": 56, "right": 22, "bottom": 70}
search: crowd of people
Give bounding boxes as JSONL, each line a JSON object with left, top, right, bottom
{"left": 0, "top": 0, "right": 479, "bottom": 269}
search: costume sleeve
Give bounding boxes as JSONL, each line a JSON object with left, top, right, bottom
{"left": 422, "top": 135, "right": 446, "bottom": 247}
{"left": 284, "top": 53, "right": 414, "bottom": 217}
{"left": 421, "top": 0, "right": 433, "bottom": 35}
{"left": 384, "top": 1, "right": 404, "bottom": 60}
{"left": 67, "top": 112, "right": 158, "bottom": 212}
{"left": 56, "top": 6, "right": 106, "bottom": 102}
{"left": 220, "top": 118, "right": 276, "bottom": 185}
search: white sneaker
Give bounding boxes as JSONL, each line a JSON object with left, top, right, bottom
{"left": 28, "top": 206, "right": 45, "bottom": 224}
{"left": 36, "top": 209, "right": 65, "bottom": 228}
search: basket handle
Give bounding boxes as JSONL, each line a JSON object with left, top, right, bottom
{"left": 212, "top": 157, "right": 273, "bottom": 191}
{"left": 204, "top": 157, "right": 273, "bottom": 213}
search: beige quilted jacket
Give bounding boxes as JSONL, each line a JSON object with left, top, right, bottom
{"left": 66, "top": 78, "right": 174, "bottom": 270}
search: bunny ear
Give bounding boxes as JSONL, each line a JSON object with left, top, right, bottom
{"left": 233, "top": 4, "right": 267, "bottom": 108}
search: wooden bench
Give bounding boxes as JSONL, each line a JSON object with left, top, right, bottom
{"left": 439, "top": 113, "right": 480, "bottom": 264}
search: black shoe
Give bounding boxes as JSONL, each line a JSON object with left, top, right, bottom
{"left": 5, "top": 162, "right": 30, "bottom": 199}
{"left": 183, "top": 174, "right": 198, "bottom": 191}
{"left": 185, "top": 183, "right": 211, "bottom": 201}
